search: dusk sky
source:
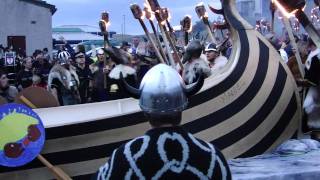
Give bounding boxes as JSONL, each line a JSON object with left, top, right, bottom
{"left": 46, "top": 0, "right": 222, "bottom": 35}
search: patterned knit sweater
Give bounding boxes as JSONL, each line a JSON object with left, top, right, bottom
{"left": 94, "top": 127, "right": 231, "bottom": 180}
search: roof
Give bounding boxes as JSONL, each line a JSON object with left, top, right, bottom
{"left": 54, "top": 25, "right": 101, "bottom": 33}
{"left": 52, "top": 32, "right": 103, "bottom": 41}
{"left": 19, "top": 0, "right": 57, "bottom": 14}
{"left": 53, "top": 28, "right": 84, "bottom": 33}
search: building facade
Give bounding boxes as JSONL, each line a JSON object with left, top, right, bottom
{"left": 0, "top": 0, "right": 56, "bottom": 56}
{"left": 236, "top": 0, "right": 263, "bottom": 25}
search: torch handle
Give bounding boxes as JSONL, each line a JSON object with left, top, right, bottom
{"left": 162, "top": 25, "right": 184, "bottom": 70}
{"left": 184, "top": 32, "right": 189, "bottom": 46}
{"left": 296, "top": 10, "right": 320, "bottom": 49}
{"left": 139, "top": 19, "right": 165, "bottom": 64}
{"left": 203, "top": 18, "right": 216, "bottom": 44}
{"left": 283, "top": 17, "right": 305, "bottom": 78}
{"left": 37, "top": 155, "right": 72, "bottom": 180}
{"left": 158, "top": 24, "right": 176, "bottom": 67}
{"left": 149, "top": 20, "right": 168, "bottom": 64}
{"left": 271, "top": 10, "right": 275, "bottom": 33}
{"left": 205, "top": 24, "right": 216, "bottom": 44}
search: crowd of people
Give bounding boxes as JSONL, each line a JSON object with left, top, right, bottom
{"left": 0, "top": 35, "right": 232, "bottom": 106}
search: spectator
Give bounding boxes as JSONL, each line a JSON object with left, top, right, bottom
{"left": 43, "top": 48, "right": 50, "bottom": 61}
{"left": 0, "top": 69, "right": 18, "bottom": 102}
{"left": 75, "top": 52, "right": 93, "bottom": 103}
{"left": 120, "top": 41, "right": 131, "bottom": 52}
{"left": 16, "top": 57, "right": 34, "bottom": 90}
{"left": 205, "top": 43, "right": 228, "bottom": 75}
{"left": 129, "top": 36, "right": 141, "bottom": 55}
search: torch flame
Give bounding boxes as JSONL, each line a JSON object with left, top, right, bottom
{"left": 272, "top": 0, "right": 297, "bottom": 18}
{"left": 100, "top": 20, "right": 111, "bottom": 31}
{"left": 144, "top": 0, "right": 155, "bottom": 20}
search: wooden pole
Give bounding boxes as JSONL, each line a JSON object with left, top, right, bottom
{"left": 161, "top": 25, "right": 184, "bottom": 70}
{"left": 149, "top": 19, "right": 168, "bottom": 64}
{"left": 130, "top": 4, "right": 166, "bottom": 64}
{"left": 99, "top": 12, "right": 110, "bottom": 89}
{"left": 184, "top": 32, "right": 189, "bottom": 46}
{"left": 283, "top": 17, "right": 305, "bottom": 77}
{"left": 138, "top": 19, "right": 166, "bottom": 64}
{"left": 204, "top": 20, "right": 216, "bottom": 44}
{"left": 158, "top": 24, "right": 176, "bottom": 68}
{"left": 19, "top": 95, "right": 72, "bottom": 180}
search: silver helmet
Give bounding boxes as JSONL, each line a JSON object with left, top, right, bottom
{"left": 121, "top": 64, "right": 204, "bottom": 115}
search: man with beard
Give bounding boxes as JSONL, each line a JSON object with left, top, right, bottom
{"left": 48, "top": 51, "right": 80, "bottom": 106}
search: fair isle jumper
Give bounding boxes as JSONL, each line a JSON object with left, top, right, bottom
{"left": 95, "top": 127, "right": 231, "bottom": 180}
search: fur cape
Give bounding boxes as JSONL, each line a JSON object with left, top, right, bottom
{"left": 47, "top": 64, "right": 80, "bottom": 91}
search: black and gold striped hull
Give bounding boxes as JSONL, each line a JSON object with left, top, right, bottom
{"left": 0, "top": 0, "right": 301, "bottom": 179}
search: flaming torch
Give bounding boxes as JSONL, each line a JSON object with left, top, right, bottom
{"left": 99, "top": 11, "right": 111, "bottom": 89}
{"left": 99, "top": 11, "right": 110, "bottom": 47}
{"left": 130, "top": 4, "right": 165, "bottom": 64}
{"left": 273, "top": 0, "right": 320, "bottom": 48}
{"left": 147, "top": 0, "right": 183, "bottom": 69}
{"left": 143, "top": 4, "right": 167, "bottom": 63}
{"left": 273, "top": 0, "right": 305, "bottom": 78}
{"left": 180, "top": 15, "right": 192, "bottom": 46}
{"left": 195, "top": 2, "right": 216, "bottom": 44}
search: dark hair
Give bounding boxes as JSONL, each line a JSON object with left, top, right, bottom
{"left": 145, "top": 112, "right": 182, "bottom": 127}
{"left": 43, "top": 48, "right": 48, "bottom": 52}
{"left": 308, "top": 37, "right": 316, "bottom": 47}
{"left": 0, "top": 68, "right": 7, "bottom": 77}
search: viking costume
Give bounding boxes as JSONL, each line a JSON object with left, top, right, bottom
{"left": 104, "top": 47, "right": 137, "bottom": 100}
{"left": 48, "top": 63, "right": 80, "bottom": 106}
{"left": 94, "top": 64, "right": 231, "bottom": 180}
{"left": 182, "top": 40, "right": 211, "bottom": 85}
{"left": 304, "top": 47, "right": 320, "bottom": 133}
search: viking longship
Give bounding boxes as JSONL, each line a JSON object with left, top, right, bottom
{"left": 0, "top": 0, "right": 301, "bottom": 179}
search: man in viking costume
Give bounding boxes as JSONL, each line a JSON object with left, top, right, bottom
{"left": 94, "top": 64, "right": 231, "bottom": 180}
{"left": 48, "top": 51, "right": 80, "bottom": 105}
{"left": 182, "top": 40, "right": 211, "bottom": 85}
{"left": 302, "top": 38, "right": 320, "bottom": 140}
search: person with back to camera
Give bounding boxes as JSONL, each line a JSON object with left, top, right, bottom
{"left": 182, "top": 40, "right": 211, "bottom": 85}
{"left": 93, "top": 63, "right": 231, "bottom": 180}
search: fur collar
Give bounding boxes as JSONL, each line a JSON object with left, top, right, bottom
{"left": 109, "top": 64, "right": 136, "bottom": 79}
{"left": 306, "top": 48, "right": 320, "bottom": 70}
{"left": 48, "top": 64, "right": 80, "bottom": 90}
